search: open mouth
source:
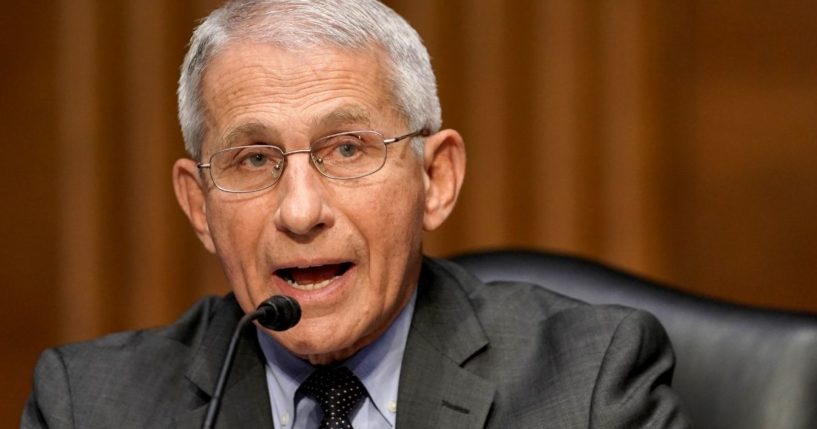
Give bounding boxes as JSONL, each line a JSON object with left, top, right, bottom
{"left": 275, "top": 262, "right": 353, "bottom": 291}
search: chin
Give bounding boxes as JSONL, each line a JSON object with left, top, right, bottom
{"left": 303, "top": 349, "right": 356, "bottom": 366}
{"left": 268, "top": 319, "right": 366, "bottom": 363}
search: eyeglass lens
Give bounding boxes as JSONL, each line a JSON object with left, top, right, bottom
{"left": 208, "top": 131, "right": 389, "bottom": 192}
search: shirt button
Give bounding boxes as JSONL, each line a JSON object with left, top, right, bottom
{"left": 281, "top": 412, "right": 290, "bottom": 426}
{"left": 388, "top": 401, "right": 397, "bottom": 413}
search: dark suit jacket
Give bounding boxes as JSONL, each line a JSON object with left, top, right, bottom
{"left": 22, "top": 258, "right": 689, "bottom": 428}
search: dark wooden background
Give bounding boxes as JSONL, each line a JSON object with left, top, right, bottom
{"left": 3, "top": 0, "right": 815, "bottom": 425}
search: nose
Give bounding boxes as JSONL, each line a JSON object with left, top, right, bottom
{"left": 272, "top": 153, "right": 334, "bottom": 237}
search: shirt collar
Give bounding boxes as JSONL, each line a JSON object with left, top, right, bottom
{"left": 257, "top": 290, "right": 417, "bottom": 427}
{"left": 344, "top": 290, "right": 416, "bottom": 423}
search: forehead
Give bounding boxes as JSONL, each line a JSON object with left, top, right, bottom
{"left": 199, "top": 41, "right": 398, "bottom": 149}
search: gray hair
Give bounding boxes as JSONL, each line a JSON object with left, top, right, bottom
{"left": 178, "top": 0, "right": 442, "bottom": 159}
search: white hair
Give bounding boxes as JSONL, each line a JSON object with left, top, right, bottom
{"left": 178, "top": 0, "right": 442, "bottom": 159}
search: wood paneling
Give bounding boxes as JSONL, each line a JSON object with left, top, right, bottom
{"left": 0, "top": 2, "right": 60, "bottom": 423}
{"left": 665, "top": 1, "right": 817, "bottom": 307}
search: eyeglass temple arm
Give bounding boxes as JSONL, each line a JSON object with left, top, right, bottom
{"left": 384, "top": 128, "right": 431, "bottom": 145}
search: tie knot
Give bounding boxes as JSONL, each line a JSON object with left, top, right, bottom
{"left": 301, "top": 366, "right": 366, "bottom": 429}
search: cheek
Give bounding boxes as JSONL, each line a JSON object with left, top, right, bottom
{"left": 205, "top": 198, "right": 268, "bottom": 271}
{"left": 359, "top": 172, "right": 426, "bottom": 259}
{"left": 205, "top": 198, "right": 276, "bottom": 313}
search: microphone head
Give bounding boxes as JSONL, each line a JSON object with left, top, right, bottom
{"left": 256, "top": 295, "right": 301, "bottom": 331}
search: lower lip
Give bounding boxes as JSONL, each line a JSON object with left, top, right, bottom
{"left": 272, "top": 265, "right": 355, "bottom": 303}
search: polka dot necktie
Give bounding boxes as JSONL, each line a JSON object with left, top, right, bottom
{"left": 300, "top": 366, "right": 366, "bottom": 429}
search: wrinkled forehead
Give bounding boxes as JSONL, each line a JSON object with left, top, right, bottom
{"left": 198, "top": 41, "right": 402, "bottom": 148}
{"left": 202, "top": 36, "right": 396, "bottom": 98}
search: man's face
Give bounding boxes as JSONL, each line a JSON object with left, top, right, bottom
{"left": 186, "top": 42, "right": 428, "bottom": 364}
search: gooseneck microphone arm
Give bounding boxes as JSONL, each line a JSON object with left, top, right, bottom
{"left": 201, "top": 295, "right": 301, "bottom": 429}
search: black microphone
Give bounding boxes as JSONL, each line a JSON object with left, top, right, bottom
{"left": 202, "top": 295, "right": 301, "bottom": 429}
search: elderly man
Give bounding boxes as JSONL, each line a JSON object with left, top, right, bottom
{"left": 23, "top": 0, "right": 689, "bottom": 428}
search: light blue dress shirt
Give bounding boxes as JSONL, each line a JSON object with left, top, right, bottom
{"left": 256, "top": 291, "right": 417, "bottom": 428}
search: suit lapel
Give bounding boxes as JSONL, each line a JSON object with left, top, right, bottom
{"left": 397, "top": 259, "right": 496, "bottom": 428}
{"left": 174, "top": 295, "right": 274, "bottom": 429}
{"left": 171, "top": 261, "right": 496, "bottom": 428}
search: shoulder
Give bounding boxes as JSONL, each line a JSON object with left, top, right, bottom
{"left": 420, "top": 257, "right": 687, "bottom": 427}
{"left": 23, "top": 295, "right": 236, "bottom": 428}
{"left": 426, "top": 256, "right": 648, "bottom": 334}
{"left": 421, "top": 257, "right": 668, "bottom": 381}
{"left": 430, "top": 256, "right": 669, "bottom": 354}
{"left": 53, "top": 294, "right": 227, "bottom": 363}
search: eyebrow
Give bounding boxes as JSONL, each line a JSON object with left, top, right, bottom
{"left": 311, "top": 105, "right": 374, "bottom": 132}
{"left": 218, "top": 105, "right": 376, "bottom": 149}
{"left": 221, "top": 122, "right": 280, "bottom": 149}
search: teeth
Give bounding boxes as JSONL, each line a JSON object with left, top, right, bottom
{"left": 286, "top": 275, "right": 339, "bottom": 291}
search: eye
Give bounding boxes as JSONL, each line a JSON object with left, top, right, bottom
{"left": 313, "top": 134, "right": 368, "bottom": 162}
{"left": 244, "top": 152, "right": 268, "bottom": 167}
{"left": 228, "top": 146, "right": 280, "bottom": 170}
{"left": 337, "top": 142, "right": 360, "bottom": 158}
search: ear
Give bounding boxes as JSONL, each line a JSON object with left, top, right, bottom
{"left": 172, "top": 158, "right": 216, "bottom": 253}
{"left": 421, "top": 129, "right": 466, "bottom": 231}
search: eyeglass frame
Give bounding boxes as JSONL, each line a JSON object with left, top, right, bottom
{"left": 196, "top": 128, "right": 430, "bottom": 193}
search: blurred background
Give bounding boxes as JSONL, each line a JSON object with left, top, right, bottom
{"left": 2, "top": 0, "right": 815, "bottom": 425}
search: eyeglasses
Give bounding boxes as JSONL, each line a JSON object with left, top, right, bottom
{"left": 197, "top": 129, "right": 428, "bottom": 193}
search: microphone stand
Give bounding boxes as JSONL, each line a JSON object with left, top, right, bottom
{"left": 201, "top": 296, "right": 300, "bottom": 429}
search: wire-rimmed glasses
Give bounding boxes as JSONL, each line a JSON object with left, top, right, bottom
{"left": 197, "top": 129, "right": 428, "bottom": 193}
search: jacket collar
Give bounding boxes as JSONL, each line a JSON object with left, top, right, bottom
{"left": 172, "top": 257, "right": 498, "bottom": 428}
{"left": 175, "top": 294, "right": 274, "bottom": 428}
{"left": 397, "top": 258, "right": 497, "bottom": 428}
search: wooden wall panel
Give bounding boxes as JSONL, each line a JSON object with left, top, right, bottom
{"left": 56, "top": 0, "right": 107, "bottom": 341}
{"left": 390, "top": 0, "right": 817, "bottom": 311}
{"left": 530, "top": 1, "right": 600, "bottom": 252}
{"left": 0, "top": 3, "right": 60, "bottom": 424}
{"left": 596, "top": 0, "right": 668, "bottom": 273}
{"left": 445, "top": 0, "right": 512, "bottom": 250}
{"left": 666, "top": 1, "right": 817, "bottom": 308}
